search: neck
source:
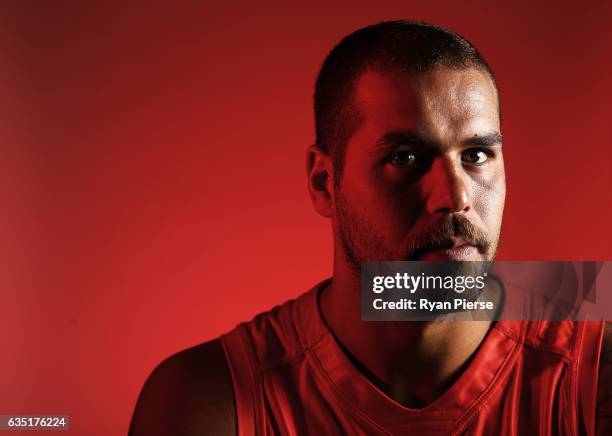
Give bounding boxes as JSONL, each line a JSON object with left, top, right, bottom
{"left": 320, "top": 257, "right": 498, "bottom": 408}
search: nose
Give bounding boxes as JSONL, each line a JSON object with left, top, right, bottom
{"left": 424, "top": 155, "right": 471, "bottom": 216}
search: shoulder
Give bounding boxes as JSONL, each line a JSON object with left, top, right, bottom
{"left": 129, "top": 338, "right": 235, "bottom": 436}
{"left": 597, "top": 322, "right": 611, "bottom": 434}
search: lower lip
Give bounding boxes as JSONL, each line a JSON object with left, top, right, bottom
{"left": 419, "top": 245, "right": 479, "bottom": 260}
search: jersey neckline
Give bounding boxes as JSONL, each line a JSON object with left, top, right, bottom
{"left": 293, "top": 279, "right": 527, "bottom": 433}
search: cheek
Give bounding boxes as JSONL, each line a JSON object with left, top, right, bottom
{"left": 472, "top": 170, "right": 506, "bottom": 231}
{"left": 340, "top": 169, "right": 421, "bottom": 233}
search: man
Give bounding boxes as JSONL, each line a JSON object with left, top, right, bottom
{"left": 130, "top": 21, "right": 610, "bottom": 435}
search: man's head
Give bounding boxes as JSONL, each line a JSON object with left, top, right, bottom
{"left": 307, "top": 21, "right": 506, "bottom": 272}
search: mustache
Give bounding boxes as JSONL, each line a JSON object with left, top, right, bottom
{"left": 408, "top": 215, "right": 491, "bottom": 260}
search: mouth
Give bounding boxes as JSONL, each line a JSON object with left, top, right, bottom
{"left": 417, "top": 238, "right": 481, "bottom": 261}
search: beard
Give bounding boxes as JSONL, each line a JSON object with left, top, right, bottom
{"left": 335, "top": 187, "right": 498, "bottom": 315}
{"left": 335, "top": 188, "right": 494, "bottom": 266}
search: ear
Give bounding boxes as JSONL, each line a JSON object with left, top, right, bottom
{"left": 306, "top": 144, "right": 335, "bottom": 218}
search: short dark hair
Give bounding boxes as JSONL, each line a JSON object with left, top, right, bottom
{"left": 314, "top": 20, "right": 497, "bottom": 180}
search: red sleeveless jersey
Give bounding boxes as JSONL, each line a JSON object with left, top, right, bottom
{"left": 221, "top": 280, "right": 605, "bottom": 435}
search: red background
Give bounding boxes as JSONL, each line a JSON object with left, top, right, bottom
{"left": 1, "top": 1, "right": 610, "bottom": 434}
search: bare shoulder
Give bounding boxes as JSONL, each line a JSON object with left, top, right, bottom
{"left": 129, "top": 338, "right": 236, "bottom": 436}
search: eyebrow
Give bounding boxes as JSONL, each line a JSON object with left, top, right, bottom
{"left": 373, "top": 131, "right": 503, "bottom": 152}
{"left": 463, "top": 132, "right": 503, "bottom": 146}
{"left": 374, "top": 132, "right": 433, "bottom": 151}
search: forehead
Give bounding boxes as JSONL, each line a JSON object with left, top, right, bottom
{"left": 351, "top": 67, "right": 500, "bottom": 145}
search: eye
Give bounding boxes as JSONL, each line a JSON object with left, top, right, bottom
{"left": 462, "top": 149, "right": 489, "bottom": 165}
{"left": 388, "top": 150, "right": 417, "bottom": 166}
